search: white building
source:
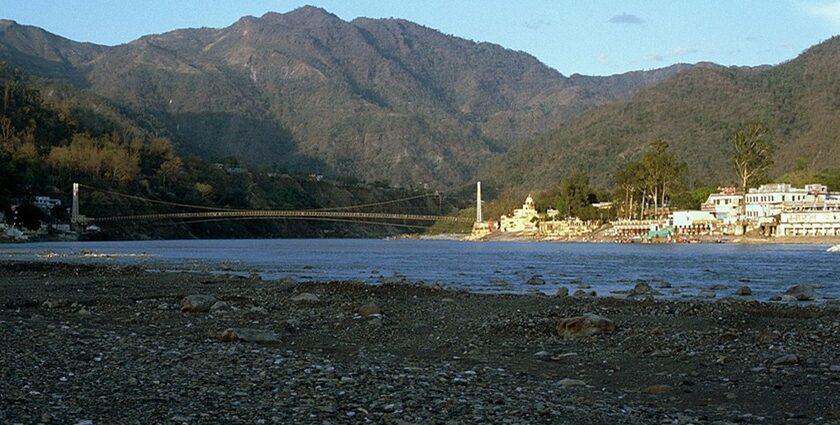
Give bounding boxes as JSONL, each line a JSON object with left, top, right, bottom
{"left": 777, "top": 208, "right": 840, "bottom": 236}
{"left": 34, "top": 196, "right": 61, "bottom": 210}
{"left": 744, "top": 183, "right": 833, "bottom": 219}
{"left": 499, "top": 194, "right": 539, "bottom": 233}
{"left": 701, "top": 187, "right": 742, "bottom": 220}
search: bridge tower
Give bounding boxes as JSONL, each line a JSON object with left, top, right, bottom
{"left": 470, "top": 181, "right": 493, "bottom": 239}
{"left": 476, "top": 181, "right": 482, "bottom": 223}
{"left": 71, "top": 182, "right": 80, "bottom": 225}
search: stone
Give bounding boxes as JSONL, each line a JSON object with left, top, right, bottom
{"left": 736, "top": 286, "right": 752, "bottom": 296}
{"left": 291, "top": 293, "right": 320, "bottom": 303}
{"left": 781, "top": 295, "right": 797, "bottom": 302}
{"left": 77, "top": 308, "right": 92, "bottom": 316}
{"left": 180, "top": 295, "right": 217, "bottom": 313}
{"left": 534, "top": 350, "right": 552, "bottom": 359}
{"left": 655, "top": 281, "right": 672, "bottom": 288}
{"left": 558, "top": 378, "right": 587, "bottom": 387}
{"left": 41, "top": 299, "right": 68, "bottom": 309}
{"left": 210, "top": 301, "right": 231, "bottom": 313}
{"left": 220, "top": 328, "right": 279, "bottom": 343}
{"left": 784, "top": 284, "right": 816, "bottom": 301}
{"left": 769, "top": 295, "right": 782, "bottom": 301}
{"left": 629, "top": 281, "right": 660, "bottom": 298}
{"left": 555, "top": 287, "right": 569, "bottom": 297}
{"left": 772, "top": 354, "right": 799, "bottom": 366}
{"left": 555, "top": 313, "right": 616, "bottom": 338}
{"left": 697, "top": 289, "right": 716, "bottom": 299}
{"left": 643, "top": 384, "right": 674, "bottom": 394}
{"left": 829, "top": 365, "right": 840, "bottom": 372}
{"left": 358, "top": 303, "right": 382, "bottom": 317}
{"left": 526, "top": 275, "right": 546, "bottom": 285}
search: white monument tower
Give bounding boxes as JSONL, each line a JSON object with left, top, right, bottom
{"left": 476, "top": 181, "right": 482, "bottom": 223}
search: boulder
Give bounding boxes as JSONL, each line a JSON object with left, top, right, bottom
{"left": 556, "top": 313, "right": 616, "bottom": 338}
{"left": 291, "top": 292, "right": 320, "bottom": 303}
{"left": 220, "top": 328, "right": 279, "bottom": 343}
{"left": 697, "top": 289, "right": 716, "bottom": 299}
{"left": 180, "top": 295, "right": 217, "bottom": 313}
{"left": 736, "top": 286, "right": 752, "bottom": 296}
{"left": 210, "top": 301, "right": 232, "bottom": 313}
{"left": 358, "top": 303, "right": 382, "bottom": 317}
{"left": 629, "top": 281, "right": 660, "bottom": 298}
{"left": 784, "top": 284, "right": 816, "bottom": 301}
{"left": 573, "top": 289, "right": 596, "bottom": 298}
{"left": 526, "top": 275, "right": 546, "bottom": 285}
{"left": 555, "top": 287, "right": 569, "bottom": 298}
{"left": 655, "top": 281, "right": 672, "bottom": 289}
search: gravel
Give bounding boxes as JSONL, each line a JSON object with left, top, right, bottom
{"left": 1, "top": 261, "right": 839, "bottom": 424}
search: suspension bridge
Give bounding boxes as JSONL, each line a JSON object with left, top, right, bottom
{"left": 70, "top": 183, "right": 476, "bottom": 228}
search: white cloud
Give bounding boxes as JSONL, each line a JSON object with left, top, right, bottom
{"left": 608, "top": 13, "right": 645, "bottom": 24}
{"left": 802, "top": 0, "right": 840, "bottom": 27}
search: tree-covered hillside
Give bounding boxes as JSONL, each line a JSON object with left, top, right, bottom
{"left": 482, "top": 36, "right": 840, "bottom": 192}
{"left": 0, "top": 8, "right": 697, "bottom": 188}
{"left": 0, "top": 64, "right": 460, "bottom": 239}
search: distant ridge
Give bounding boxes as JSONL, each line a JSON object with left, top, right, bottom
{"left": 0, "top": 6, "right": 701, "bottom": 188}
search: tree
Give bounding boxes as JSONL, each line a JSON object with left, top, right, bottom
{"left": 731, "top": 122, "right": 773, "bottom": 214}
{"left": 637, "top": 139, "right": 686, "bottom": 218}
{"left": 12, "top": 204, "right": 45, "bottom": 230}
{"left": 614, "top": 160, "right": 645, "bottom": 220}
{"left": 556, "top": 172, "right": 597, "bottom": 219}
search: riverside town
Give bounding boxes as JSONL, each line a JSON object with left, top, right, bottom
{"left": 471, "top": 182, "right": 840, "bottom": 241}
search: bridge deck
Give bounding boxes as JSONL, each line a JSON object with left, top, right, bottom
{"left": 86, "top": 210, "right": 473, "bottom": 224}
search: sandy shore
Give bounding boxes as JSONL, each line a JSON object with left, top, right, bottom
{"left": 1, "top": 261, "right": 839, "bottom": 424}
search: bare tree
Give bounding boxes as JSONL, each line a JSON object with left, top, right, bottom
{"left": 731, "top": 122, "right": 773, "bottom": 215}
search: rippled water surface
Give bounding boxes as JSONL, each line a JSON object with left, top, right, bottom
{"left": 2, "top": 239, "right": 838, "bottom": 300}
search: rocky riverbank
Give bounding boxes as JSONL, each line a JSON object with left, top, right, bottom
{"left": 1, "top": 261, "right": 839, "bottom": 424}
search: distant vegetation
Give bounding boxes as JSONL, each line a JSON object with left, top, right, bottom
{"left": 4, "top": 9, "right": 840, "bottom": 230}
{"left": 0, "top": 64, "right": 460, "bottom": 238}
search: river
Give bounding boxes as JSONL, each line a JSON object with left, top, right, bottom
{"left": 1, "top": 239, "right": 838, "bottom": 301}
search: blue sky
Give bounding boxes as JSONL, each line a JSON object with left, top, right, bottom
{"left": 5, "top": 1, "right": 840, "bottom": 76}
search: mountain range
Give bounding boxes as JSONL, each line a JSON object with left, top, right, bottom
{"left": 0, "top": 6, "right": 705, "bottom": 189}
{"left": 2, "top": 6, "right": 839, "bottom": 194}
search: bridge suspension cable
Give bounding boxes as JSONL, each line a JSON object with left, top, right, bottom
{"left": 75, "top": 183, "right": 472, "bottom": 226}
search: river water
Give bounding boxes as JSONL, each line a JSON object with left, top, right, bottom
{"left": 1, "top": 239, "right": 838, "bottom": 301}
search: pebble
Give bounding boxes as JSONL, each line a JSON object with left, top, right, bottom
{"left": 180, "top": 295, "right": 217, "bottom": 313}
{"left": 291, "top": 293, "right": 320, "bottom": 303}
{"left": 555, "top": 287, "right": 569, "bottom": 297}
{"left": 358, "top": 303, "right": 382, "bottom": 317}
{"left": 558, "top": 378, "right": 587, "bottom": 387}
{"left": 736, "top": 286, "right": 752, "bottom": 296}
{"left": 556, "top": 313, "right": 616, "bottom": 338}
{"left": 219, "top": 328, "right": 279, "bottom": 343}
{"left": 643, "top": 384, "right": 673, "bottom": 394}
{"left": 830, "top": 365, "right": 840, "bottom": 372}
{"left": 526, "top": 275, "right": 545, "bottom": 285}
{"left": 772, "top": 354, "right": 799, "bottom": 366}
{"left": 697, "top": 289, "right": 716, "bottom": 299}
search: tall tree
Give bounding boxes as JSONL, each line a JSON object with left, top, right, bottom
{"left": 638, "top": 139, "right": 686, "bottom": 218}
{"left": 731, "top": 122, "right": 773, "bottom": 214}
{"left": 556, "top": 172, "right": 595, "bottom": 219}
